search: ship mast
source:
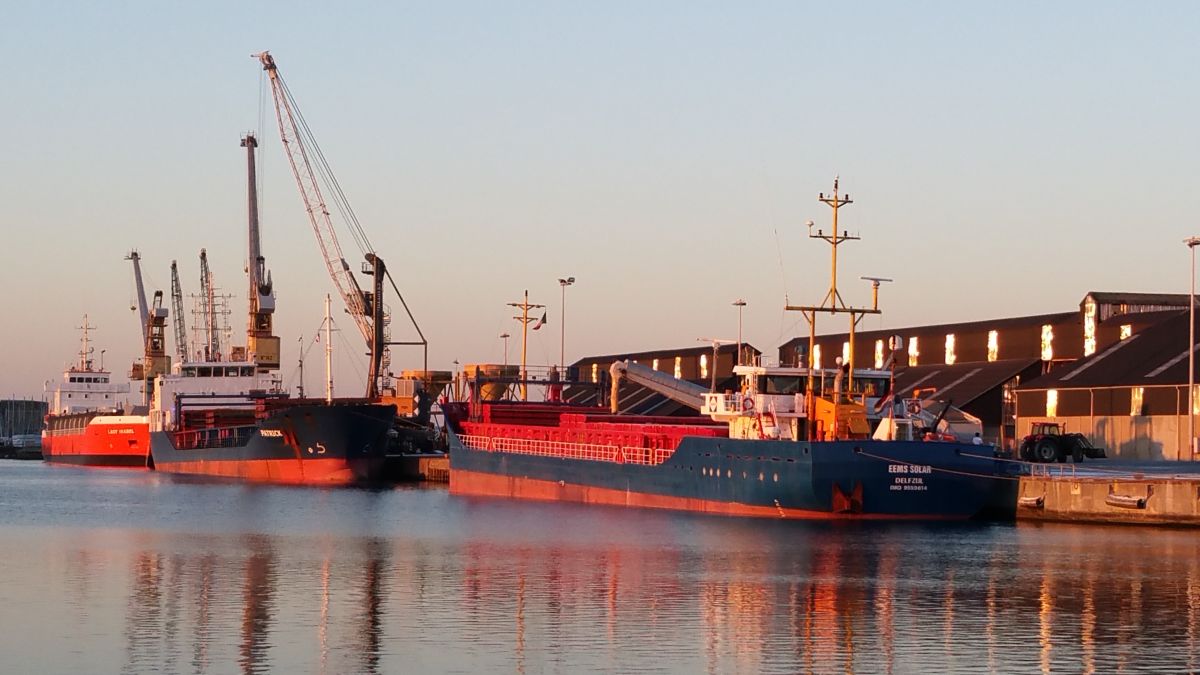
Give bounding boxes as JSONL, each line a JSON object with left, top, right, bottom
{"left": 785, "top": 178, "right": 881, "bottom": 440}
{"left": 76, "top": 315, "right": 95, "bottom": 371}
{"left": 508, "top": 290, "right": 545, "bottom": 401}
{"left": 325, "top": 293, "right": 334, "bottom": 403}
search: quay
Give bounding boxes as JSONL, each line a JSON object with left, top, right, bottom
{"left": 1017, "top": 460, "right": 1200, "bottom": 526}
{"left": 383, "top": 453, "right": 449, "bottom": 483}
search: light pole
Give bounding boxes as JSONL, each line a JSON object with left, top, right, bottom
{"left": 732, "top": 299, "right": 746, "bottom": 365}
{"left": 1187, "top": 237, "right": 1200, "bottom": 457}
{"left": 500, "top": 332, "right": 510, "bottom": 367}
{"left": 558, "top": 277, "right": 575, "bottom": 370}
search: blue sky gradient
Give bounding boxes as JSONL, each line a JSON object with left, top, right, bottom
{"left": 2, "top": 1, "right": 1197, "bottom": 397}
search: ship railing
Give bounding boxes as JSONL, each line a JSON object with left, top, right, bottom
{"left": 459, "top": 434, "right": 672, "bottom": 466}
{"left": 173, "top": 425, "right": 256, "bottom": 451}
{"left": 1028, "top": 462, "right": 1078, "bottom": 479}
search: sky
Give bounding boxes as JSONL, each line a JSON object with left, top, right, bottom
{"left": 1, "top": 1, "right": 1197, "bottom": 399}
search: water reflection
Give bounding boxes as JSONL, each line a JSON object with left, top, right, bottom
{"left": 238, "top": 536, "right": 274, "bottom": 675}
{"left": 93, "top": 523, "right": 1200, "bottom": 673}
{"left": 3, "top": 469, "right": 1200, "bottom": 673}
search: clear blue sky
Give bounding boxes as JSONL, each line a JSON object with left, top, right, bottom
{"left": 2, "top": 1, "right": 1197, "bottom": 398}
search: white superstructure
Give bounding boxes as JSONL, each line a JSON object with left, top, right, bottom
{"left": 50, "top": 316, "right": 130, "bottom": 415}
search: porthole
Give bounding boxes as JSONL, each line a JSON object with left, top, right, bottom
{"left": 773, "top": 473, "right": 779, "bottom": 482}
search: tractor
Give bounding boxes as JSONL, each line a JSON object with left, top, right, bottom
{"left": 1019, "top": 422, "right": 1106, "bottom": 463}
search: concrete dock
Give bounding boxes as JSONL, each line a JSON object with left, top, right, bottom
{"left": 1017, "top": 460, "right": 1200, "bottom": 526}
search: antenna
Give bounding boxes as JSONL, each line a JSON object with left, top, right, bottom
{"left": 860, "top": 276, "right": 894, "bottom": 311}
{"left": 696, "top": 337, "right": 735, "bottom": 393}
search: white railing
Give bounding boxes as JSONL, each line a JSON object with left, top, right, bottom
{"left": 459, "top": 434, "right": 672, "bottom": 466}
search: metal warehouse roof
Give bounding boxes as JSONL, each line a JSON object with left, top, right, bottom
{"left": 1020, "top": 310, "right": 1193, "bottom": 390}
{"left": 571, "top": 343, "right": 757, "bottom": 366}
{"left": 892, "top": 357, "right": 1041, "bottom": 406}
{"left": 778, "top": 312, "right": 1078, "bottom": 350}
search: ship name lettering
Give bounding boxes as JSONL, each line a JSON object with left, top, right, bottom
{"left": 260, "top": 429, "right": 284, "bottom": 438}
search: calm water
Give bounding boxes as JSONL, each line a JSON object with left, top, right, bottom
{"left": 1, "top": 461, "right": 1198, "bottom": 674}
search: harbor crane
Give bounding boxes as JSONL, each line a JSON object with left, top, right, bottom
{"left": 169, "top": 260, "right": 189, "bottom": 364}
{"left": 241, "top": 132, "right": 280, "bottom": 372}
{"left": 256, "top": 50, "right": 427, "bottom": 398}
{"left": 199, "top": 248, "right": 220, "bottom": 361}
{"left": 125, "top": 251, "right": 171, "bottom": 401}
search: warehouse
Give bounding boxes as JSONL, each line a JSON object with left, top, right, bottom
{"left": 777, "top": 292, "right": 1189, "bottom": 446}
{"left": 1016, "top": 309, "right": 1197, "bottom": 461}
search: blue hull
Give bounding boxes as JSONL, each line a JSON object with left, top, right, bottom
{"left": 449, "top": 430, "right": 1017, "bottom": 520}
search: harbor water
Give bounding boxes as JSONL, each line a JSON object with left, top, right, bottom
{"left": 1, "top": 460, "right": 1197, "bottom": 674}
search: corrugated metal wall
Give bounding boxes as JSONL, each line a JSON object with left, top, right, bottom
{"left": 0, "top": 400, "right": 48, "bottom": 438}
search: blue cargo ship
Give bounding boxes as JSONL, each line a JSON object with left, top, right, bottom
{"left": 446, "top": 180, "right": 1017, "bottom": 520}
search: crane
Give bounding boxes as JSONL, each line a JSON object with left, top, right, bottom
{"left": 242, "top": 132, "right": 280, "bottom": 372}
{"left": 199, "top": 248, "right": 220, "bottom": 361}
{"left": 126, "top": 252, "right": 171, "bottom": 402}
{"left": 170, "top": 260, "right": 189, "bottom": 363}
{"left": 125, "top": 251, "right": 150, "bottom": 345}
{"left": 256, "top": 51, "right": 427, "bottom": 398}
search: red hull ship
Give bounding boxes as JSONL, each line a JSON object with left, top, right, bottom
{"left": 41, "top": 316, "right": 150, "bottom": 469}
{"left": 42, "top": 413, "right": 150, "bottom": 468}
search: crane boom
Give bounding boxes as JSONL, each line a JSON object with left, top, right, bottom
{"left": 199, "top": 248, "right": 220, "bottom": 360}
{"left": 256, "top": 52, "right": 373, "bottom": 350}
{"left": 125, "top": 251, "right": 149, "bottom": 344}
{"left": 170, "top": 260, "right": 189, "bottom": 363}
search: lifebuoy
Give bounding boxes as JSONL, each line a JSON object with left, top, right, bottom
{"left": 742, "top": 396, "right": 755, "bottom": 413}
{"left": 907, "top": 401, "right": 922, "bottom": 416}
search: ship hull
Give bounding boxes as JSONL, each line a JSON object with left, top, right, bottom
{"left": 449, "top": 430, "right": 1015, "bottom": 520}
{"left": 41, "top": 414, "right": 150, "bottom": 468}
{"left": 150, "top": 403, "right": 396, "bottom": 486}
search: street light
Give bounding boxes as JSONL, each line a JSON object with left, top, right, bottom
{"left": 500, "top": 332, "right": 510, "bottom": 367}
{"left": 558, "top": 277, "right": 575, "bottom": 370}
{"left": 732, "top": 299, "right": 746, "bottom": 365}
{"left": 1187, "top": 237, "right": 1200, "bottom": 457}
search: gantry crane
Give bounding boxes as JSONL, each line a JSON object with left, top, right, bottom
{"left": 256, "top": 51, "right": 426, "bottom": 398}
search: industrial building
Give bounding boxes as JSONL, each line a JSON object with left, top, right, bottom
{"left": 562, "top": 292, "right": 1197, "bottom": 460}
{"left": 1, "top": 399, "right": 47, "bottom": 457}
{"left": 1016, "top": 309, "right": 1199, "bottom": 460}
{"left": 777, "top": 291, "right": 1190, "bottom": 450}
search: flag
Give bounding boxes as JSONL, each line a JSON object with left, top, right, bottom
{"left": 532, "top": 311, "right": 547, "bottom": 331}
